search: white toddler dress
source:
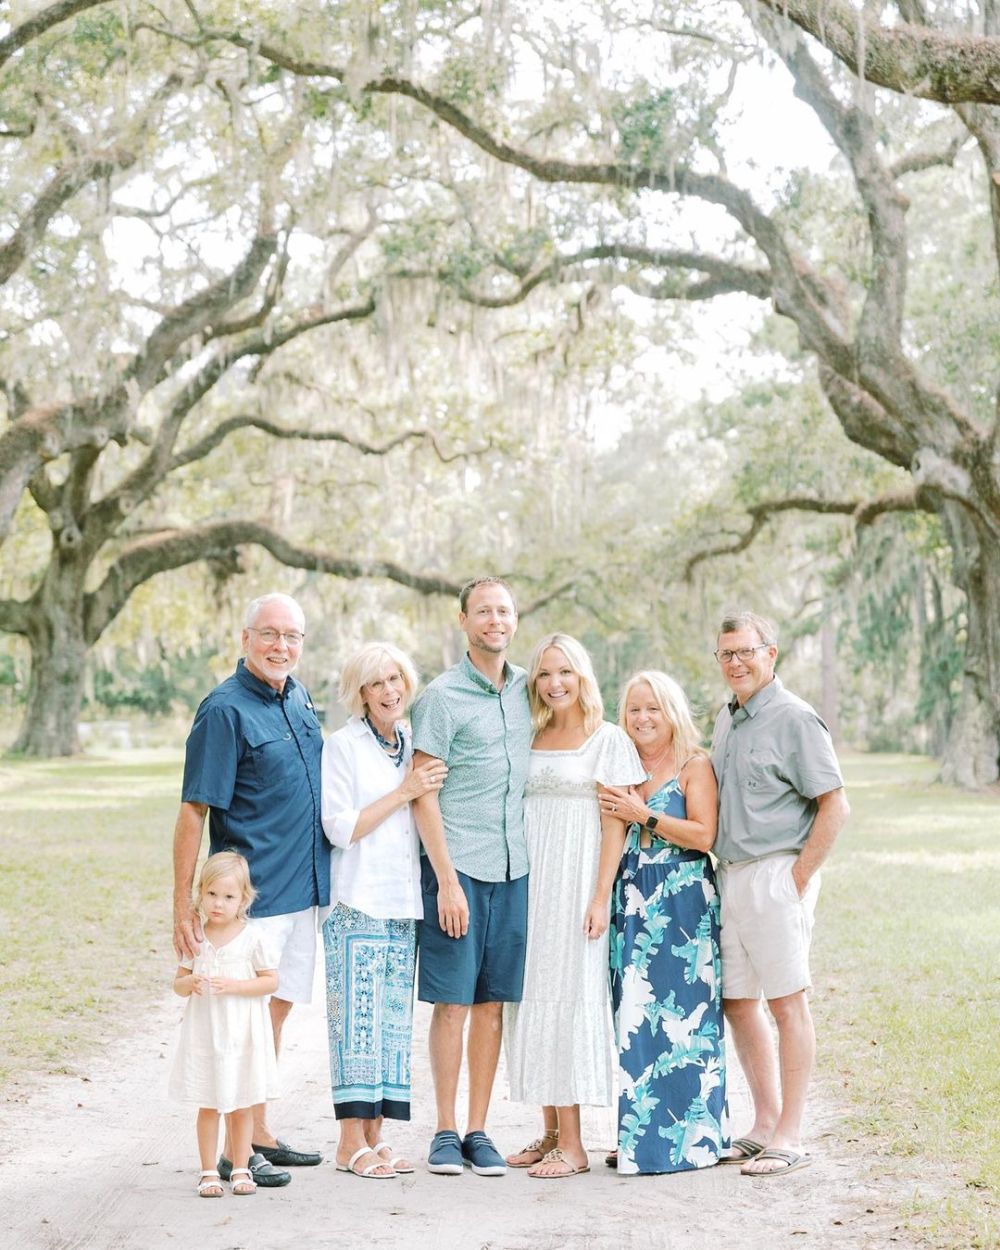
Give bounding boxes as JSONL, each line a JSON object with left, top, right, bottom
{"left": 168, "top": 922, "right": 280, "bottom": 1113}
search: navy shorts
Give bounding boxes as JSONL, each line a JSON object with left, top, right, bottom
{"left": 417, "top": 860, "right": 528, "bottom": 1005}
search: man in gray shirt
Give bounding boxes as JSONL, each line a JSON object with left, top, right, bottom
{"left": 410, "top": 576, "right": 533, "bottom": 1178}
{"left": 710, "top": 610, "right": 849, "bottom": 1178}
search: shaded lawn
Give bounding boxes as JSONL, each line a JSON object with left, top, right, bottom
{"left": 1, "top": 749, "right": 996, "bottom": 1245}
{"left": 812, "top": 753, "right": 999, "bottom": 1249}
{"left": 0, "top": 753, "right": 181, "bottom": 1082}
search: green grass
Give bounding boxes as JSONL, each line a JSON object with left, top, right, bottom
{"left": 1, "top": 749, "right": 997, "bottom": 1245}
{"left": 813, "top": 753, "right": 999, "bottom": 1249}
{"left": 0, "top": 751, "right": 182, "bottom": 1085}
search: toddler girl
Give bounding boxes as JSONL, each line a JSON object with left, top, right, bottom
{"left": 169, "top": 851, "right": 280, "bottom": 1196}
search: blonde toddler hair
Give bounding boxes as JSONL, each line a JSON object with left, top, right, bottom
{"left": 193, "top": 851, "right": 256, "bottom": 922}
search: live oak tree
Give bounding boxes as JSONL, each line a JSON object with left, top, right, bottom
{"left": 0, "top": 1, "right": 627, "bottom": 754}
{"left": 5, "top": 1, "right": 1000, "bottom": 782}
{"left": 0, "top": 4, "right": 488, "bottom": 754}
{"left": 168, "top": 0, "right": 999, "bottom": 783}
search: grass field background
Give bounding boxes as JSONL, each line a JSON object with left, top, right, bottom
{"left": 810, "top": 754, "right": 999, "bottom": 1248}
{"left": 0, "top": 750, "right": 996, "bottom": 1246}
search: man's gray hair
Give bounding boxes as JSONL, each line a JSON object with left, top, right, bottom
{"left": 717, "top": 610, "right": 778, "bottom": 647}
{"left": 244, "top": 592, "right": 306, "bottom": 629}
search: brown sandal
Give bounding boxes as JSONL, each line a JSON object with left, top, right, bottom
{"left": 506, "top": 1130, "right": 559, "bottom": 1168}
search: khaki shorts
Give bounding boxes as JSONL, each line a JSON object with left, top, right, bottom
{"left": 717, "top": 853, "right": 820, "bottom": 1000}
{"left": 253, "top": 907, "right": 319, "bottom": 1004}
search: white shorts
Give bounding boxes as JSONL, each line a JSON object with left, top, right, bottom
{"left": 253, "top": 907, "right": 319, "bottom": 1004}
{"left": 717, "top": 853, "right": 820, "bottom": 1001}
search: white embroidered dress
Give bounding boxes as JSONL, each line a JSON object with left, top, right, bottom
{"left": 504, "top": 721, "right": 645, "bottom": 1106}
{"left": 168, "top": 922, "right": 280, "bottom": 1113}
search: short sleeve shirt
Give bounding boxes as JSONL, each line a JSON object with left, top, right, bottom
{"left": 410, "top": 655, "right": 532, "bottom": 882}
{"left": 710, "top": 676, "right": 844, "bottom": 864}
{"left": 182, "top": 660, "right": 329, "bottom": 918}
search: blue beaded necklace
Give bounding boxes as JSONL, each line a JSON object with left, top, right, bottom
{"left": 364, "top": 714, "right": 405, "bottom": 767}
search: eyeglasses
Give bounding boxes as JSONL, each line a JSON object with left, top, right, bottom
{"left": 247, "top": 627, "right": 305, "bottom": 647}
{"left": 714, "top": 645, "right": 770, "bottom": 664}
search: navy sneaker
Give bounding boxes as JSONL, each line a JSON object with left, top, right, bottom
{"left": 461, "top": 1131, "right": 507, "bottom": 1176}
{"left": 427, "top": 1129, "right": 464, "bottom": 1175}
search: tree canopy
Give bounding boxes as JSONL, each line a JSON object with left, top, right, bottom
{"left": 1, "top": 0, "right": 999, "bottom": 783}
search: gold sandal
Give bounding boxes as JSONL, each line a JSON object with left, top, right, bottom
{"left": 506, "top": 1130, "right": 558, "bottom": 1168}
{"left": 528, "top": 1147, "right": 591, "bottom": 1179}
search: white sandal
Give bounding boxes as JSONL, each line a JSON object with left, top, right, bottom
{"left": 230, "top": 1166, "right": 257, "bottom": 1195}
{"left": 374, "top": 1141, "right": 414, "bottom": 1174}
{"left": 335, "top": 1145, "right": 396, "bottom": 1179}
{"left": 197, "top": 1169, "right": 224, "bottom": 1197}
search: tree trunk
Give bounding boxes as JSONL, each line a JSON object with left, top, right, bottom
{"left": 819, "top": 614, "right": 841, "bottom": 746}
{"left": 937, "top": 503, "right": 1000, "bottom": 787}
{"left": 9, "top": 561, "right": 88, "bottom": 757}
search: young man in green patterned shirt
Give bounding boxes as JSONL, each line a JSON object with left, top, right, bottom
{"left": 411, "top": 576, "right": 533, "bottom": 1177}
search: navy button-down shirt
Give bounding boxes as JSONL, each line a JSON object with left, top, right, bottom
{"left": 182, "top": 660, "right": 328, "bottom": 918}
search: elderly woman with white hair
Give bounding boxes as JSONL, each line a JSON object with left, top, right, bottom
{"left": 321, "top": 642, "right": 448, "bottom": 1179}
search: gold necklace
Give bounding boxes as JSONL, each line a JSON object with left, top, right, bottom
{"left": 637, "top": 739, "right": 677, "bottom": 790}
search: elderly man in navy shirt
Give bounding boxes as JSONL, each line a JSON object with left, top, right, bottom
{"left": 172, "top": 592, "right": 329, "bottom": 1187}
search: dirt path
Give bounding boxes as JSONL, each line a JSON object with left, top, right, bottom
{"left": 3, "top": 982, "right": 926, "bottom": 1250}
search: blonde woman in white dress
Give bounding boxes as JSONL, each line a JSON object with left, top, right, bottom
{"left": 503, "top": 634, "right": 645, "bottom": 1178}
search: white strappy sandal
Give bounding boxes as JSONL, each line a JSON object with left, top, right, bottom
{"left": 335, "top": 1145, "right": 397, "bottom": 1179}
{"left": 230, "top": 1166, "right": 257, "bottom": 1195}
{"left": 373, "top": 1141, "right": 414, "bottom": 1174}
{"left": 197, "top": 1169, "right": 224, "bottom": 1197}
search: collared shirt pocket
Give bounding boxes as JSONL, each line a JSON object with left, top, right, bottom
{"left": 243, "top": 720, "right": 295, "bottom": 784}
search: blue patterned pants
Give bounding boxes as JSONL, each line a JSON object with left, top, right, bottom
{"left": 322, "top": 904, "right": 416, "bottom": 1121}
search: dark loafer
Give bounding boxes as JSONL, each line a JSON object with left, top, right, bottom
{"left": 252, "top": 1139, "right": 323, "bottom": 1167}
{"left": 218, "top": 1151, "right": 291, "bottom": 1187}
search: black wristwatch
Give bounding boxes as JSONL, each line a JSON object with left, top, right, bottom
{"left": 643, "top": 814, "right": 660, "bottom": 832}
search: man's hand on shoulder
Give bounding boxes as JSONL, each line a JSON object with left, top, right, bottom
{"left": 173, "top": 905, "right": 203, "bottom": 962}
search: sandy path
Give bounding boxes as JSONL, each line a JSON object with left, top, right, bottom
{"left": 3, "top": 975, "right": 925, "bottom": 1250}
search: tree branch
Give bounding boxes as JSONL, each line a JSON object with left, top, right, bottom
{"left": 753, "top": 0, "right": 1000, "bottom": 105}
{"left": 169, "top": 417, "right": 491, "bottom": 473}
{"left": 125, "top": 229, "right": 278, "bottom": 392}
{"left": 0, "top": 0, "right": 112, "bottom": 70}
{"left": 410, "top": 244, "right": 772, "bottom": 307}
{"left": 81, "top": 295, "right": 380, "bottom": 547}
{"left": 890, "top": 131, "right": 967, "bottom": 177}
{"left": 84, "top": 521, "right": 465, "bottom": 640}
{"left": 0, "top": 72, "right": 184, "bottom": 289}
{"left": 517, "top": 577, "right": 584, "bottom": 616}
{"left": 684, "top": 491, "right": 928, "bottom": 580}
{"left": 0, "top": 149, "right": 137, "bottom": 287}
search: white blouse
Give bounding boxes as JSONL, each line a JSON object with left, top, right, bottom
{"left": 320, "top": 715, "right": 423, "bottom": 920}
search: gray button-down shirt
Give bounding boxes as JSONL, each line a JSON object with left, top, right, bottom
{"left": 710, "top": 676, "right": 844, "bottom": 865}
{"left": 411, "top": 654, "right": 532, "bottom": 882}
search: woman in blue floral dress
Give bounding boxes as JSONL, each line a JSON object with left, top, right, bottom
{"left": 599, "top": 670, "right": 728, "bottom": 1175}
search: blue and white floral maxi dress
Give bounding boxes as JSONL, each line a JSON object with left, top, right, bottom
{"left": 610, "top": 776, "right": 728, "bottom": 1173}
